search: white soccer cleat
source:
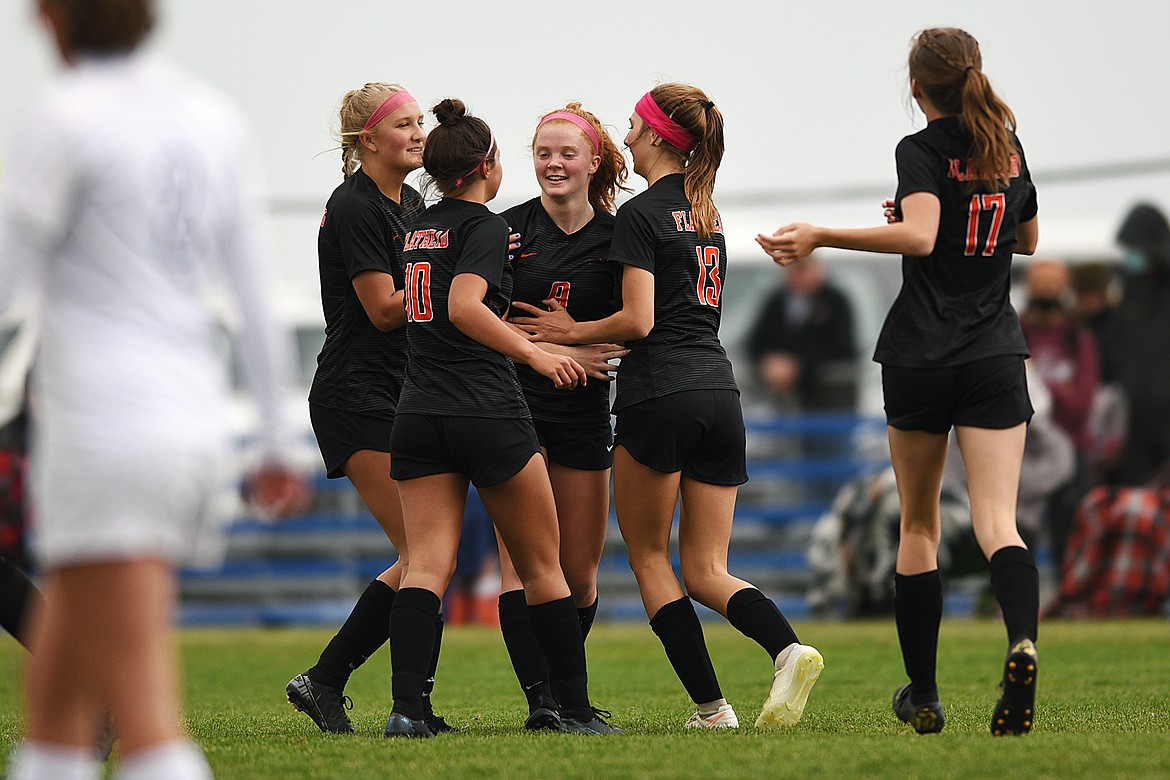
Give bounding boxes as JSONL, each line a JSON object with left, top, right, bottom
{"left": 755, "top": 643, "right": 824, "bottom": 729}
{"left": 684, "top": 703, "right": 740, "bottom": 729}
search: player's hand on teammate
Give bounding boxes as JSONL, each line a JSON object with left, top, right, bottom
{"left": 507, "top": 230, "right": 522, "bottom": 261}
{"left": 246, "top": 462, "right": 313, "bottom": 520}
{"left": 529, "top": 349, "right": 588, "bottom": 390}
{"left": 755, "top": 223, "right": 819, "bottom": 266}
{"left": 508, "top": 298, "right": 579, "bottom": 344}
{"left": 562, "top": 342, "right": 628, "bottom": 382}
{"left": 882, "top": 198, "right": 900, "bottom": 224}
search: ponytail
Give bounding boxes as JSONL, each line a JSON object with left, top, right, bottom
{"left": 647, "top": 83, "right": 724, "bottom": 238}
{"left": 909, "top": 28, "right": 1017, "bottom": 190}
{"left": 336, "top": 82, "right": 408, "bottom": 180}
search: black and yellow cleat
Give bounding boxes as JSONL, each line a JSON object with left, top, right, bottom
{"left": 892, "top": 683, "right": 945, "bottom": 734}
{"left": 991, "top": 638, "right": 1038, "bottom": 736}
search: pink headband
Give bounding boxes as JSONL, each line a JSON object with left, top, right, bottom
{"left": 536, "top": 111, "right": 601, "bottom": 154}
{"left": 634, "top": 92, "right": 697, "bottom": 154}
{"left": 362, "top": 90, "right": 418, "bottom": 132}
{"left": 454, "top": 131, "right": 496, "bottom": 189}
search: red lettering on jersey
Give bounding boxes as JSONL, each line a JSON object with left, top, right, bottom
{"left": 694, "top": 246, "right": 722, "bottom": 307}
{"left": 403, "top": 229, "right": 450, "bottom": 252}
{"left": 548, "top": 281, "right": 571, "bottom": 309}
{"left": 672, "top": 210, "right": 691, "bottom": 232}
{"left": 947, "top": 155, "right": 1022, "bottom": 182}
{"left": 404, "top": 261, "right": 434, "bottom": 322}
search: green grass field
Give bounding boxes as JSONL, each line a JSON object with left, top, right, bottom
{"left": 2, "top": 619, "right": 1168, "bottom": 778}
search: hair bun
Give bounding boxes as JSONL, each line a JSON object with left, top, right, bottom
{"left": 432, "top": 98, "right": 468, "bottom": 125}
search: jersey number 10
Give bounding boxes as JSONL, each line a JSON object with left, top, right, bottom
{"left": 964, "top": 193, "right": 1006, "bottom": 257}
{"left": 404, "top": 262, "right": 434, "bottom": 322}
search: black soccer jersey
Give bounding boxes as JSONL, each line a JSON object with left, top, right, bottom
{"left": 396, "top": 198, "right": 530, "bottom": 419}
{"left": 607, "top": 174, "right": 738, "bottom": 413}
{"left": 874, "top": 117, "right": 1038, "bottom": 368}
{"left": 503, "top": 198, "right": 619, "bottom": 425}
{"left": 309, "top": 170, "right": 423, "bottom": 415}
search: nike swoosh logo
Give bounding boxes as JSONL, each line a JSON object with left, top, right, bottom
{"left": 606, "top": 444, "right": 614, "bottom": 452}
{"left": 523, "top": 681, "right": 546, "bottom": 692}
{"left": 520, "top": 252, "right": 538, "bottom": 258}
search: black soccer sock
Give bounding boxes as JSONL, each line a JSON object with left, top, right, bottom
{"left": 498, "top": 589, "right": 552, "bottom": 711}
{"left": 389, "top": 588, "right": 440, "bottom": 720}
{"left": 421, "top": 612, "right": 444, "bottom": 718}
{"left": 308, "top": 579, "right": 395, "bottom": 690}
{"left": 649, "top": 596, "right": 722, "bottom": 706}
{"left": 577, "top": 598, "right": 599, "bottom": 642}
{"left": 529, "top": 596, "right": 590, "bottom": 716}
{"left": 894, "top": 570, "right": 942, "bottom": 704}
{"left": 0, "top": 556, "right": 44, "bottom": 650}
{"left": 989, "top": 546, "right": 1039, "bottom": 646}
{"left": 725, "top": 587, "right": 799, "bottom": 661}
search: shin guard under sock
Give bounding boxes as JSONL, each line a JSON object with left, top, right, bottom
{"left": 389, "top": 588, "right": 440, "bottom": 719}
{"left": 529, "top": 596, "right": 589, "bottom": 714}
{"left": 894, "top": 570, "right": 943, "bottom": 704}
{"left": 649, "top": 596, "right": 722, "bottom": 705}
{"left": 499, "top": 589, "right": 552, "bottom": 710}
{"left": 310, "top": 579, "right": 395, "bottom": 690}
{"left": 725, "top": 587, "right": 798, "bottom": 661}
{"left": 989, "top": 546, "right": 1039, "bottom": 645}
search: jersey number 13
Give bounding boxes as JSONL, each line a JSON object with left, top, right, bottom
{"left": 694, "top": 246, "right": 723, "bottom": 307}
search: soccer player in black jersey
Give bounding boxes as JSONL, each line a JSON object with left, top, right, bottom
{"left": 286, "top": 83, "right": 454, "bottom": 735}
{"left": 517, "top": 84, "right": 824, "bottom": 731}
{"left": 758, "top": 28, "right": 1041, "bottom": 737}
{"left": 496, "top": 103, "right": 630, "bottom": 729}
{"left": 384, "top": 98, "right": 619, "bottom": 737}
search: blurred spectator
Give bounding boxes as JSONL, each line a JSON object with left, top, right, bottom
{"left": 1020, "top": 260, "right": 1100, "bottom": 454}
{"left": 1070, "top": 261, "right": 1119, "bottom": 383}
{"left": 1110, "top": 203, "right": 1170, "bottom": 485}
{"left": 746, "top": 255, "right": 858, "bottom": 412}
{"left": 1019, "top": 259, "right": 1100, "bottom": 569}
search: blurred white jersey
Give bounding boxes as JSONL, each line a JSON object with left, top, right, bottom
{"left": 0, "top": 52, "right": 294, "bottom": 565}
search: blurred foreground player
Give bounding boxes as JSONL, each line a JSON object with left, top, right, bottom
{"left": 1, "top": 1, "right": 304, "bottom": 777}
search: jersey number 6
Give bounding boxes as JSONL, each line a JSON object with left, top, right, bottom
{"left": 694, "top": 246, "right": 723, "bottom": 307}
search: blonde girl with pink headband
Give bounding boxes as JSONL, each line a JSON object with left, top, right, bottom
{"left": 496, "top": 103, "right": 630, "bottom": 730}
{"left": 516, "top": 83, "right": 825, "bottom": 731}
{"left": 287, "top": 82, "right": 457, "bottom": 736}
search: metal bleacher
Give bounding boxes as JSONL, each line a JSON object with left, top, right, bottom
{"left": 178, "top": 413, "right": 891, "bottom": 626}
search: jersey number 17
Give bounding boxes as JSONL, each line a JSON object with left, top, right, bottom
{"left": 964, "top": 193, "right": 1006, "bottom": 257}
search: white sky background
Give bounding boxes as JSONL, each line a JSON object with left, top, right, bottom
{"left": 4, "top": 0, "right": 1170, "bottom": 304}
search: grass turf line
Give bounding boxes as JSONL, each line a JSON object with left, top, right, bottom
{"left": 1, "top": 619, "right": 1168, "bottom": 778}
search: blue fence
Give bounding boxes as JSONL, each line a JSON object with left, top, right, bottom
{"left": 179, "top": 413, "right": 892, "bottom": 626}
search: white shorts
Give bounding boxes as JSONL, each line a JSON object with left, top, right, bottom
{"left": 29, "top": 436, "right": 239, "bottom": 569}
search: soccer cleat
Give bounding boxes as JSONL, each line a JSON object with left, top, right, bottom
{"left": 524, "top": 706, "right": 562, "bottom": 732}
{"left": 560, "top": 707, "right": 624, "bottom": 735}
{"left": 383, "top": 712, "right": 436, "bottom": 739}
{"left": 755, "top": 643, "right": 824, "bottom": 729}
{"left": 991, "top": 638, "right": 1038, "bottom": 736}
{"left": 684, "top": 703, "right": 740, "bottom": 729}
{"left": 892, "top": 683, "right": 945, "bottom": 734}
{"left": 286, "top": 673, "right": 355, "bottom": 734}
{"left": 425, "top": 713, "right": 460, "bottom": 734}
